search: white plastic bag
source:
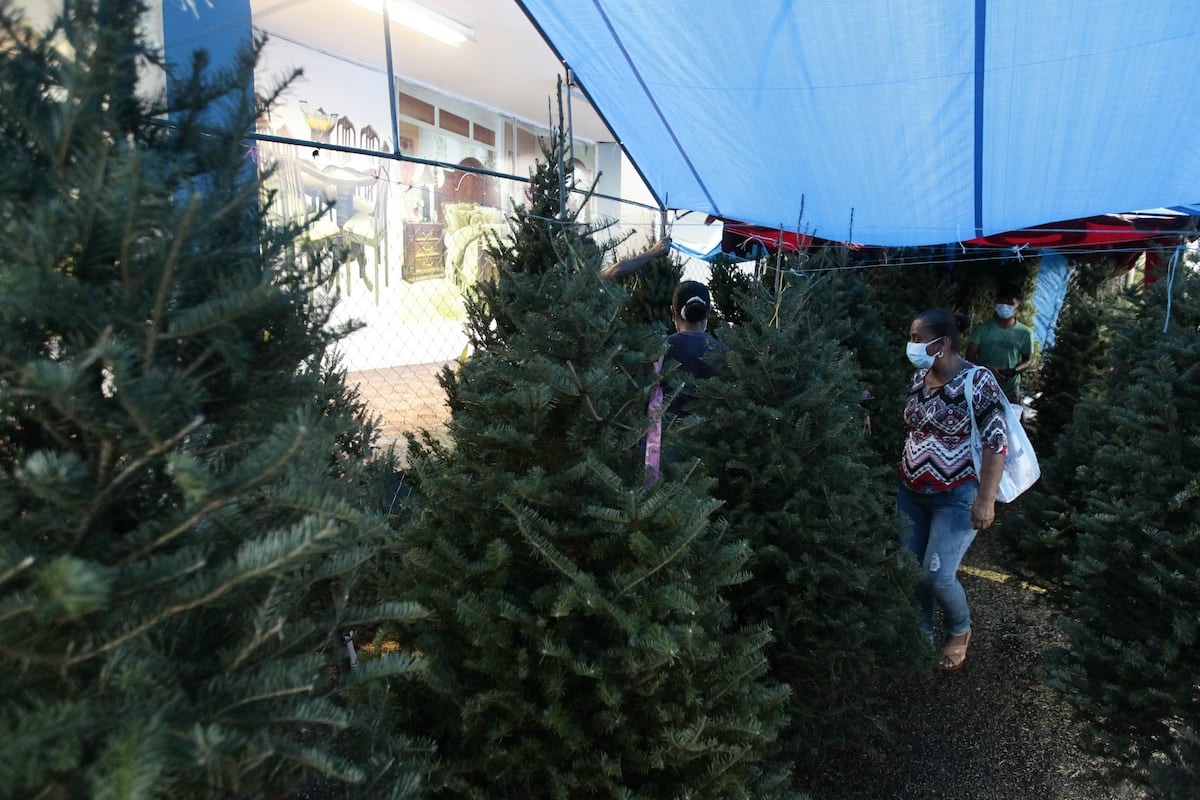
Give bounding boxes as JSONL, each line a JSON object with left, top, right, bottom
{"left": 964, "top": 368, "right": 1040, "bottom": 502}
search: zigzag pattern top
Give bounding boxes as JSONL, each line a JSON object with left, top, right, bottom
{"left": 900, "top": 365, "right": 1007, "bottom": 493}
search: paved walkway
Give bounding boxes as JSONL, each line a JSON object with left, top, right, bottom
{"left": 349, "top": 361, "right": 452, "bottom": 452}
{"left": 804, "top": 535, "right": 1145, "bottom": 800}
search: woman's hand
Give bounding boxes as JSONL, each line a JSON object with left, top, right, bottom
{"left": 971, "top": 496, "right": 996, "bottom": 530}
{"left": 974, "top": 449, "right": 1004, "bottom": 530}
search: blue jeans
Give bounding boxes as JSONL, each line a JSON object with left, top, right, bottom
{"left": 896, "top": 481, "right": 978, "bottom": 638}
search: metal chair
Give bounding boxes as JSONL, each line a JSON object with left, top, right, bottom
{"left": 258, "top": 141, "right": 341, "bottom": 285}
{"left": 343, "top": 165, "right": 390, "bottom": 302}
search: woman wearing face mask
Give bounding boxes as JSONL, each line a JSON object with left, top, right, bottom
{"left": 898, "top": 308, "right": 1007, "bottom": 671}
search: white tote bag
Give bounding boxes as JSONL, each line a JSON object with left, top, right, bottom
{"left": 963, "top": 367, "right": 1040, "bottom": 502}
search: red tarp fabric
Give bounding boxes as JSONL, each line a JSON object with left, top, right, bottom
{"left": 963, "top": 213, "right": 1194, "bottom": 249}
{"left": 713, "top": 213, "right": 1195, "bottom": 259}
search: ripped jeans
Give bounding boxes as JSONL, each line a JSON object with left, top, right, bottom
{"left": 896, "top": 480, "right": 978, "bottom": 638}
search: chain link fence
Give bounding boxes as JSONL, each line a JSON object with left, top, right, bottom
{"left": 257, "top": 137, "right": 660, "bottom": 454}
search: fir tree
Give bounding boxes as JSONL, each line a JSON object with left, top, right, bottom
{"left": 381, "top": 130, "right": 794, "bottom": 799}
{"left": 690, "top": 265, "right": 927, "bottom": 774}
{"left": 618, "top": 240, "right": 680, "bottom": 331}
{"left": 487, "top": 89, "right": 602, "bottom": 281}
{"left": 1147, "top": 726, "right": 1200, "bottom": 800}
{"left": 1039, "top": 263, "right": 1200, "bottom": 789}
{"left": 706, "top": 254, "right": 753, "bottom": 327}
{"left": 788, "top": 247, "right": 901, "bottom": 469}
{"left": 1027, "top": 257, "right": 1131, "bottom": 454}
{"left": 997, "top": 261, "right": 1138, "bottom": 587}
{"left": 856, "top": 249, "right": 964, "bottom": 462}
{"left": 0, "top": 3, "right": 425, "bottom": 797}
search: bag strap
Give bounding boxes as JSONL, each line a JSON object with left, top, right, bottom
{"left": 963, "top": 365, "right": 977, "bottom": 428}
{"left": 963, "top": 366, "right": 984, "bottom": 471}
{"left": 644, "top": 357, "right": 665, "bottom": 490}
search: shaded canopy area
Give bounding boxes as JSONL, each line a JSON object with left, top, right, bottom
{"left": 517, "top": 1, "right": 1200, "bottom": 247}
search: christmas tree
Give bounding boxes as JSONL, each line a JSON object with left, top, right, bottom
{"left": 996, "top": 259, "right": 1138, "bottom": 586}
{"left": 1147, "top": 726, "right": 1199, "bottom": 800}
{"left": 1040, "top": 260, "right": 1200, "bottom": 789}
{"left": 789, "top": 247, "right": 901, "bottom": 468}
{"left": 856, "top": 249, "right": 965, "bottom": 463}
{"left": 0, "top": 3, "right": 425, "bottom": 797}
{"left": 618, "top": 240, "right": 680, "bottom": 331}
{"left": 692, "top": 262, "right": 927, "bottom": 773}
{"left": 379, "top": 125, "right": 795, "bottom": 799}
{"left": 1027, "top": 256, "right": 1131, "bottom": 454}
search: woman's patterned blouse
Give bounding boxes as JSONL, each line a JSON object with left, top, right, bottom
{"left": 900, "top": 365, "right": 1008, "bottom": 493}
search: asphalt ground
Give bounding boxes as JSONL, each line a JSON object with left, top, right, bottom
{"left": 803, "top": 534, "right": 1147, "bottom": 800}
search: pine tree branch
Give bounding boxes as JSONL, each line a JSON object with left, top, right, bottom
{"left": 119, "top": 148, "right": 140, "bottom": 289}
{"left": 79, "top": 144, "right": 111, "bottom": 262}
{"left": 108, "top": 555, "right": 207, "bottom": 602}
{"left": 223, "top": 616, "right": 285, "bottom": 674}
{"left": 176, "top": 342, "right": 217, "bottom": 383}
{"left": 710, "top": 655, "right": 771, "bottom": 704}
{"left": 144, "top": 191, "right": 199, "bottom": 369}
{"left": 78, "top": 414, "right": 206, "bottom": 545}
{"left": 696, "top": 747, "right": 752, "bottom": 795}
{"left": 116, "top": 424, "right": 308, "bottom": 566}
{"left": 72, "top": 518, "right": 338, "bottom": 665}
{"left": 0, "top": 594, "right": 37, "bottom": 626}
{"left": 0, "top": 555, "right": 34, "bottom": 587}
{"left": 215, "top": 685, "right": 317, "bottom": 719}
{"left": 566, "top": 362, "right": 603, "bottom": 422}
{"left": 616, "top": 462, "right": 705, "bottom": 598}
{"left": 55, "top": 73, "right": 85, "bottom": 172}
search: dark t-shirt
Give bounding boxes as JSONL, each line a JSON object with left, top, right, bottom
{"left": 665, "top": 331, "right": 727, "bottom": 415}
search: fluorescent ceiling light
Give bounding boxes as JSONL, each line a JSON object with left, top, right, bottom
{"left": 351, "top": 0, "right": 476, "bottom": 47}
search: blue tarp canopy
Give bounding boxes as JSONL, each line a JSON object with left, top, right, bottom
{"left": 516, "top": 1, "right": 1200, "bottom": 247}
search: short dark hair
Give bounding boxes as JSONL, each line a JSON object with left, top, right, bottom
{"left": 914, "top": 308, "right": 971, "bottom": 352}
{"left": 672, "top": 280, "right": 711, "bottom": 323}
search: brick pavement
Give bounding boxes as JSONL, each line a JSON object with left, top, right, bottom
{"left": 348, "top": 360, "right": 453, "bottom": 451}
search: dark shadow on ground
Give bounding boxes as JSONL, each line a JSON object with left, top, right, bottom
{"left": 802, "top": 535, "right": 1146, "bottom": 800}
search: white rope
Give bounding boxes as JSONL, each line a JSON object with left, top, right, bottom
{"left": 1163, "top": 244, "right": 1182, "bottom": 333}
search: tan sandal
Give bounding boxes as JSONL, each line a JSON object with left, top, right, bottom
{"left": 937, "top": 629, "right": 972, "bottom": 671}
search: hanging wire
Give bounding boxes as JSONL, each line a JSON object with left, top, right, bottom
{"left": 245, "top": 129, "right": 1199, "bottom": 273}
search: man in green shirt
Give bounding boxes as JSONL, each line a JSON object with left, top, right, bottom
{"left": 966, "top": 291, "right": 1035, "bottom": 403}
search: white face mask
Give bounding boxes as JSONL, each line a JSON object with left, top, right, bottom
{"left": 905, "top": 337, "right": 943, "bottom": 370}
{"left": 995, "top": 304, "right": 1016, "bottom": 320}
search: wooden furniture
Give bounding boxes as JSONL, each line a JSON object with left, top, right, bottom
{"left": 334, "top": 115, "right": 356, "bottom": 149}
{"left": 436, "top": 157, "right": 496, "bottom": 223}
{"left": 359, "top": 124, "right": 383, "bottom": 152}
{"left": 402, "top": 221, "right": 445, "bottom": 282}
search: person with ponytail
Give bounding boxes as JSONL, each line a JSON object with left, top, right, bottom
{"left": 664, "top": 280, "right": 727, "bottom": 417}
{"left": 897, "top": 308, "right": 1007, "bottom": 671}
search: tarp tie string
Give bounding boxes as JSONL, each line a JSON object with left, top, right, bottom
{"left": 1163, "top": 244, "right": 1182, "bottom": 333}
{"left": 1011, "top": 243, "right": 1028, "bottom": 261}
